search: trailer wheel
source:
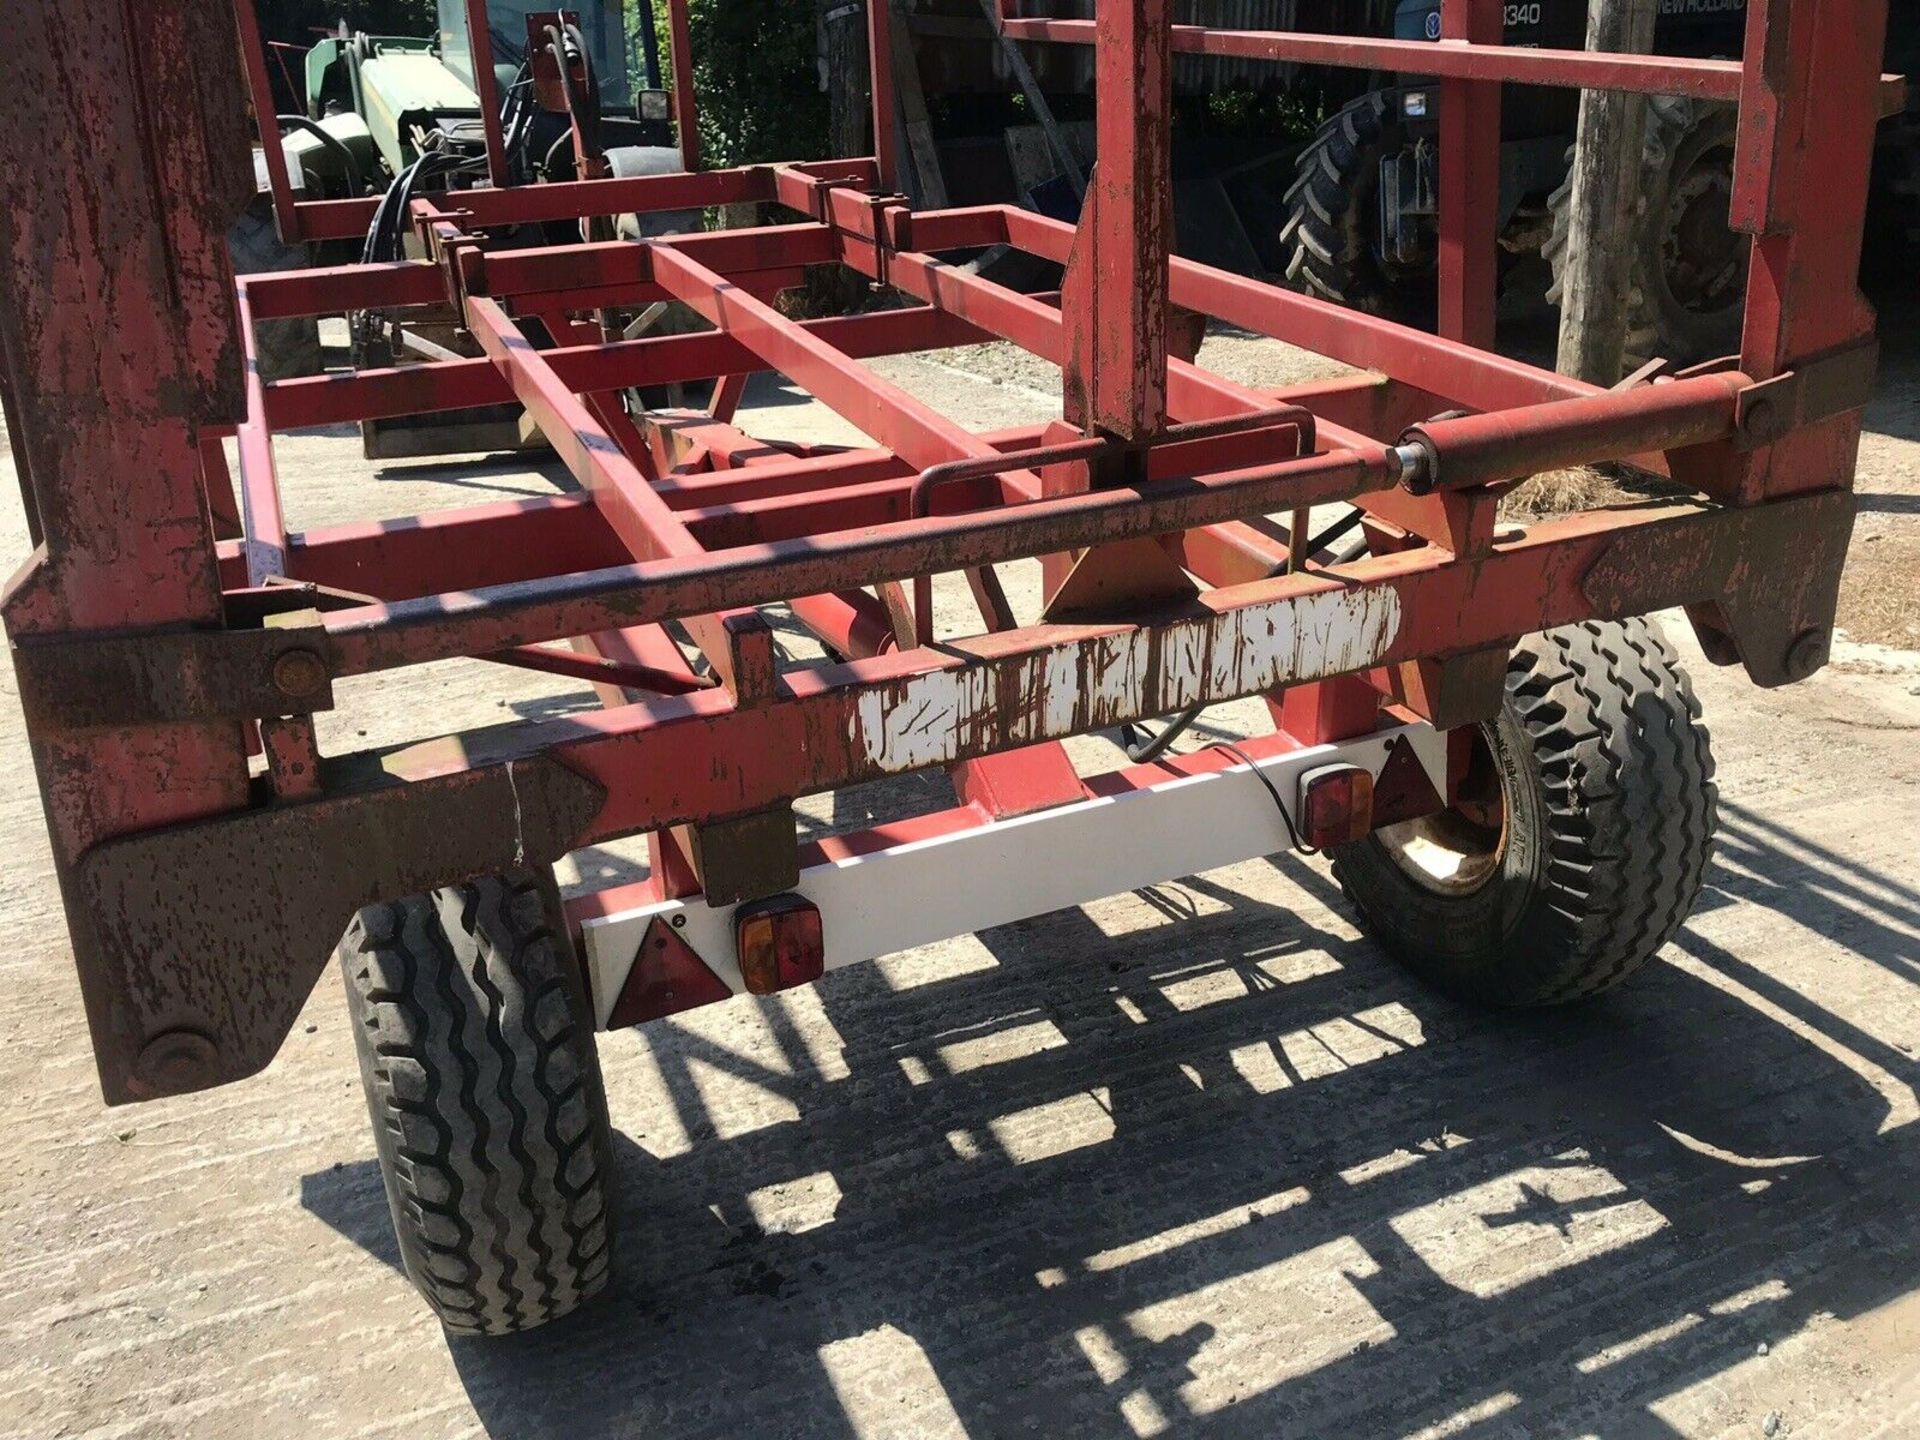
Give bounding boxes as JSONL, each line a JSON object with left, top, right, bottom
{"left": 230, "top": 197, "right": 323, "bottom": 381}
{"left": 1545, "top": 98, "right": 1747, "bottom": 369}
{"left": 337, "top": 872, "right": 616, "bottom": 1336}
{"left": 1332, "top": 618, "right": 1717, "bottom": 1006}
{"left": 1281, "top": 90, "right": 1434, "bottom": 322}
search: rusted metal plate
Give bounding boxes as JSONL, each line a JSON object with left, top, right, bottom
{"left": 1583, "top": 489, "right": 1855, "bottom": 688}
{"left": 685, "top": 807, "right": 802, "bottom": 908}
{"left": 73, "top": 753, "right": 605, "bottom": 1104}
{"left": 10, "top": 624, "right": 336, "bottom": 730}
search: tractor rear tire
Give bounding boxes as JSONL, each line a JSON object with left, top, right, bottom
{"left": 1281, "top": 90, "right": 1434, "bottom": 324}
{"left": 229, "top": 198, "right": 323, "bottom": 382}
{"left": 337, "top": 871, "right": 616, "bottom": 1337}
{"left": 1545, "top": 97, "right": 1747, "bottom": 370}
{"left": 1332, "top": 618, "right": 1717, "bottom": 1007}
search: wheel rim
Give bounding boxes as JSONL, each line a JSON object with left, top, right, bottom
{"left": 1659, "top": 143, "right": 1747, "bottom": 321}
{"left": 1373, "top": 726, "right": 1509, "bottom": 897}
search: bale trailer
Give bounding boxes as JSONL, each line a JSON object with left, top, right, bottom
{"left": 0, "top": 0, "right": 1893, "bottom": 1335}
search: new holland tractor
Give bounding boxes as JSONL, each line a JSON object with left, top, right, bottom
{"left": 236, "top": 0, "right": 694, "bottom": 404}
{"left": 1280, "top": 0, "right": 1920, "bottom": 364}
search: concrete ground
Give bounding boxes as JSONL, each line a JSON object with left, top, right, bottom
{"left": 3, "top": 307, "right": 1920, "bottom": 1440}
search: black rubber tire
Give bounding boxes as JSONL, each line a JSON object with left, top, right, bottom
{"left": 337, "top": 871, "right": 616, "bottom": 1337}
{"left": 1545, "top": 97, "right": 1747, "bottom": 369}
{"left": 1280, "top": 90, "right": 1434, "bottom": 322}
{"left": 1332, "top": 618, "right": 1717, "bottom": 1007}
{"left": 229, "top": 198, "right": 324, "bottom": 382}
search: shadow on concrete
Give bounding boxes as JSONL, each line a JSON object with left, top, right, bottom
{"left": 302, "top": 791, "right": 1920, "bottom": 1438}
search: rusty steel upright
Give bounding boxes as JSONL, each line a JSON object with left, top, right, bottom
{"left": 0, "top": 0, "right": 1896, "bottom": 1333}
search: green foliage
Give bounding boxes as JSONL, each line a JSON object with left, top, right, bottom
{"left": 651, "top": 0, "right": 827, "bottom": 168}
{"left": 1200, "top": 83, "right": 1329, "bottom": 144}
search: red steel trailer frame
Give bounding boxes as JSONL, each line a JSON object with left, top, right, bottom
{"left": 0, "top": 0, "right": 1892, "bottom": 1105}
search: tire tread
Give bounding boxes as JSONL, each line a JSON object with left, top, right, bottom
{"left": 338, "top": 872, "right": 614, "bottom": 1336}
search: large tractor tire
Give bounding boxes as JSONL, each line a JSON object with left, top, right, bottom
{"left": 1281, "top": 90, "right": 1435, "bottom": 322}
{"left": 1546, "top": 97, "right": 1748, "bottom": 369}
{"left": 229, "top": 197, "right": 324, "bottom": 382}
{"left": 337, "top": 871, "right": 616, "bottom": 1337}
{"left": 1333, "top": 618, "right": 1717, "bottom": 1007}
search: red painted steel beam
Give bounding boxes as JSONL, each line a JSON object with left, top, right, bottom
{"left": 571, "top": 622, "right": 717, "bottom": 706}
{"left": 884, "top": 252, "right": 1363, "bottom": 451}
{"left": 415, "top": 165, "right": 805, "bottom": 230}
{"left": 462, "top": 0, "right": 513, "bottom": 190}
{"left": 472, "top": 223, "right": 840, "bottom": 301}
{"left": 648, "top": 246, "right": 1043, "bottom": 495}
{"left": 244, "top": 261, "right": 445, "bottom": 321}
{"left": 1731, "top": 0, "right": 1887, "bottom": 506}
{"left": 464, "top": 300, "right": 794, "bottom": 700}
{"left": 648, "top": 425, "right": 1050, "bottom": 509}
{"left": 1001, "top": 207, "right": 1592, "bottom": 415}
{"left": 234, "top": 285, "right": 289, "bottom": 583}
{"left": 1438, "top": 0, "right": 1503, "bottom": 350}
{"left": 999, "top": 18, "right": 1751, "bottom": 100}
{"left": 231, "top": 0, "right": 303, "bottom": 242}
{"left": 1, "top": 0, "right": 257, "bottom": 1095}
{"left": 867, "top": 0, "right": 901, "bottom": 190}
{"left": 321, "top": 440, "right": 1404, "bottom": 672}
{"left": 356, "top": 494, "right": 1841, "bottom": 847}
{"left": 666, "top": 0, "right": 701, "bottom": 172}
{"left": 283, "top": 494, "right": 633, "bottom": 602}
{"left": 674, "top": 420, "right": 1362, "bottom": 546}
{"left": 488, "top": 642, "right": 714, "bottom": 695}
{"left": 1061, "top": 0, "right": 1173, "bottom": 440}
{"left": 263, "top": 303, "right": 999, "bottom": 430}
{"left": 465, "top": 298, "right": 701, "bottom": 563}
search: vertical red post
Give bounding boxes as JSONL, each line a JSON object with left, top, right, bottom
{"left": 1, "top": 0, "right": 256, "bottom": 1100}
{"left": 463, "top": 0, "right": 513, "bottom": 190}
{"left": 867, "top": 0, "right": 902, "bottom": 190}
{"left": 1437, "top": 0, "right": 1502, "bottom": 349}
{"left": 231, "top": 0, "right": 303, "bottom": 240}
{"left": 1684, "top": 0, "right": 1887, "bottom": 682}
{"left": 1733, "top": 0, "right": 1886, "bottom": 491}
{"left": 667, "top": 0, "right": 702, "bottom": 172}
{"left": 1060, "top": 0, "right": 1173, "bottom": 442}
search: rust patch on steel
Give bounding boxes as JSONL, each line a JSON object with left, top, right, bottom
{"left": 1583, "top": 490, "right": 1855, "bottom": 687}
{"left": 73, "top": 754, "right": 605, "bottom": 1103}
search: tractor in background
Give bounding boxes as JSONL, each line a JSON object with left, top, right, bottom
{"left": 235, "top": 0, "right": 694, "bottom": 421}
{"left": 1280, "top": 0, "right": 1920, "bottom": 365}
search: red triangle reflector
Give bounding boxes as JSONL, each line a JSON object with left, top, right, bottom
{"left": 1370, "top": 734, "right": 1446, "bottom": 827}
{"left": 607, "top": 917, "right": 733, "bottom": 1028}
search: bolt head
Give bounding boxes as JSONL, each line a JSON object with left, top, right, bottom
{"left": 136, "top": 1029, "right": 219, "bottom": 1093}
{"left": 271, "top": 648, "right": 328, "bottom": 700}
{"left": 1783, "top": 628, "right": 1829, "bottom": 682}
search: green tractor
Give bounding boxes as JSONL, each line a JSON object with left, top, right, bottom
{"left": 1280, "top": 0, "right": 1920, "bottom": 366}
{"left": 236, "top": 1, "right": 695, "bottom": 418}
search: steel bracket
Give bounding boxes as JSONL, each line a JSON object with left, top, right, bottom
{"left": 10, "top": 622, "right": 337, "bottom": 731}
{"left": 1733, "top": 339, "right": 1881, "bottom": 451}
{"left": 74, "top": 749, "right": 606, "bottom": 1102}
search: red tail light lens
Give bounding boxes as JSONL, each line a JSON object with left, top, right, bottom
{"left": 1297, "top": 763, "right": 1376, "bottom": 849}
{"left": 735, "top": 895, "right": 825, "bottom": 996}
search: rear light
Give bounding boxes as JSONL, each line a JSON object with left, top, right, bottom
{"left": 1297, "top": 763, "right": 1376, "bottom": 849}
{"left": 735, "top": 894, "right": 825, "bottom": 996}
